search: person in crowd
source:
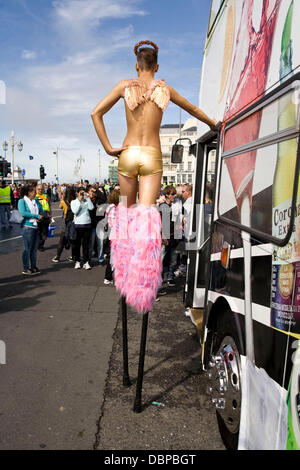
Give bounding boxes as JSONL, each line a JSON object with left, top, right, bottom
{"left": 172, "top": 185, "right": 185, "bottom": 278}
{"left": 60, "top": 183, "right": 66, "bottom": 196}
{"left": 156, "top": 190, "right": 165, "bottom": 205}
{"left": 35, "top": 183, "right": 52, "bottom": 251}
{"left": 172, "top": 185, "right": 183, "bottom": 239}
{"left": 46, "top": 184, "right": 52, "bottom": 202}
{"left": 52, "top": 186, "right": 76, "bottom": 263}
{"left": 182, "top": 184, "right": 193, "bottom": 238}
{"left": 13, "top": 185, "right": 20, "bottom": 209}
{"left": 103, "top": 189, "right": 120, "bottom": 285}
{"left": 88, "top": 185, "right": 107, "bottom": 265}
{"left": 203, "top": 181, "right": 214, "bottom": 239}
{"left": 159, "top": 185, "right": 179, "bottom": 287}
{"left": 177, "top": 184, "right": 193, "bottom": 276}
{"left": 204, "top": 182, "right": 213, "bottom": 215}
{"left": 0, "top": 180, "right": 15, "bottom": 228}
{"left": 52, "top": 184, "right": 59, "bottom": 202}
{"left": 18, "top": 184, "right": 45, "bottom": 275}
{"left": 71, "top": 187, "right": 94, "bottom": 270}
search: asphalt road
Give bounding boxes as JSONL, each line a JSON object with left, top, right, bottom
{"left": 0, "top": 203, "right": 225, "bottom": 450}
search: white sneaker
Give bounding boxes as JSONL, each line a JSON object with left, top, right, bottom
{"left": 74, "top": 261, "right": 81, "bottom": 269}
{"left": 83, "top": 262, "right": 92, "bottom": 270}
{"left": 104, "top": 279, "right": 113, "bottom": 285}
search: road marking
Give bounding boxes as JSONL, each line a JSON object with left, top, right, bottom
{"left": 0, "top": 235, "right": 22, "bottom": 243}
{"left": 0, "top": 216, "right": 60, "bottom": 243}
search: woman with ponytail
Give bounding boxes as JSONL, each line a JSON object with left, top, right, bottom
{"left": 91, "top": 40, "right": 216, "bottom": 314}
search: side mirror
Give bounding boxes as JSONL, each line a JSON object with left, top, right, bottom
{"left": 171, "top": 138, "right": 193, "bottom": 163}
{"left": 171, "top": 144, "right": 184, "bottom": 163}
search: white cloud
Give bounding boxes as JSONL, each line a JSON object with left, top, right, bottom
{"left": 52, "top": 0, "right": 147, "bottom": 48}
{"left": 22, "top": 50, "right": 37, "bottom": 60}
{"left": 53, "top": 0, "right": 147, "bottom": 25}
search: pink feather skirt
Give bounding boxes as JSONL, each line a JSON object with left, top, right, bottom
{"left": 110, "top": 204, "right": 162, "bottom": 314}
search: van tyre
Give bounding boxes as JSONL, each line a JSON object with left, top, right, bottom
{"left": 207, "top": 314, "right": 243, "bottom": 450}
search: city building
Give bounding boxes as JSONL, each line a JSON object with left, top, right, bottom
{"left": 159, "top": 118, "right": 198, "bottom": 185}
{"left": 108, "top": 158, "right": 119, "bottom": 184}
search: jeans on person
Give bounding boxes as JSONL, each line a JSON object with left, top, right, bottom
{"left": 22, "top": 227, "right": 40, "bottom": 269}
{"left": 74, "top": 226, "right": 91, "bottom": 264}
{"left": 161, "top": 243, "right": 178, "bottom": 281}
{"left": 89, "top": 224, "right": 105, "bottom": 263}
{"left": 0, "top": 204, "right": 11, "bottom": 226}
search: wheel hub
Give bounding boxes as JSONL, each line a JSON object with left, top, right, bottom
{"left": 207, "top": 336, "right": 241, "bottom": 434}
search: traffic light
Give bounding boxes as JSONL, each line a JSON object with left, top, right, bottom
{"left": 0, "top": 159, "right": 3, "bottom": 177}
{"left": 40, "top": 165, "right": 46, "bottom": 180}
{"left": 3, "top": 160, "right": 11, "bottom": 177}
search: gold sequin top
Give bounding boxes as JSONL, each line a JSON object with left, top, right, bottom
{"left": 124, "top": 79, "right": 170, "bottom": 111}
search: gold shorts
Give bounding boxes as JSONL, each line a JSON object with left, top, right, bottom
{"left": 118, "top": 146, "right": 163, "bottom": 180}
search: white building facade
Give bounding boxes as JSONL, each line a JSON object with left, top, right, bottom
{"left": 159, "top": 118, "right": 198, "bottom": 185}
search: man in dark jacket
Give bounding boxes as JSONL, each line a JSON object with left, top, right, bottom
{"left": 159, "top": 185, "right": 179, "bottom": 287}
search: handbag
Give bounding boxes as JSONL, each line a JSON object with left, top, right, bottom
{"left": 9, "top": 209, "right": 24, "bottom": 224}
{"left": 68, "top": 221, "right": 77, "bottom": 241}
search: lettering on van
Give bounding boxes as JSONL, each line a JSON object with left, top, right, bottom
{"left": 273, "top": 202, "right": 300, "bottom": 238}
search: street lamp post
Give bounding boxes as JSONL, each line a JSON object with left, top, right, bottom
{"left": 2, "top": 131, "right": 23, "bottom": 185}
{"left": 2, "top": 141, "right": 8, "bottom": 160}
{"left": 53, "top": 148, "right": 59, "bottom": 183}
{"left": 77, "top": 155, "right": 85, "bottom": 183}
{"left": 98, "top": 149, "right": 101, "bottom": 183}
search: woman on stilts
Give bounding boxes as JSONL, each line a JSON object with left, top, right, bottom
{"left": 91, "top": 40, "right": 217, "bottom": 314}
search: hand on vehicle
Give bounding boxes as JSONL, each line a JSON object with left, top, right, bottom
{"left": 210, "top": 119, "right": 221, "bottom": 131}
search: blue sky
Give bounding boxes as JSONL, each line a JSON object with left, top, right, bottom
{"left": 0, "top": 0, "right": 212, "bottom": 182}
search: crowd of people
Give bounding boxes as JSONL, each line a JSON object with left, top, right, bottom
{"left": 0, "top": 178, "right": 194, "bottom": 297}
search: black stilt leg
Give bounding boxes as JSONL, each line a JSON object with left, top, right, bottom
{"left": 121, "top": 296, "right": 131, "bottom": 387}
{"left": 133, "top": 312, "right": 149, "bottom": 413}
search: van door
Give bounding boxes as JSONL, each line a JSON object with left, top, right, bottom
{"left": 184, "top": 131, "right": 218, "bottom": 309}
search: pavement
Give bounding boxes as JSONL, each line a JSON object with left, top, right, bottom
{"left": 0, "top": 204, "right": 225, "bottom": 450}
{"left": 96, "top": 286, "right": 225, "bottom": 451}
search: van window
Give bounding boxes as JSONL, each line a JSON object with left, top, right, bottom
{"left": 223, "top": 87, "right": 299, "bottom": 153}
{"left": 218, "top": 83, "right": 300, "bottom": 245}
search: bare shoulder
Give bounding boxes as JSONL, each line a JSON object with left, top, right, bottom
{"left": 167, "top": 84, "right": 178, "bottom": 98}
{"left": 112, "top": 80, "right": 128, "bottom": 96}
{"left": 167, "top": 85, "right": 191, "bottom": 107}
{"left": 117, "top": 79, "right": 140, "bottom": 97}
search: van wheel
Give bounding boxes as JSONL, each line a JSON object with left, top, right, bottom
{"left": 207, "top": 318, "right": 242, "bottom": 450}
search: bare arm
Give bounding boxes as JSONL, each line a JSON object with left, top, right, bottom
{"left": 91, "top": 81, "right": 126, "bottom": 156}
{"left": 169, "top": 86, "right": 217, "bottom": 129}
